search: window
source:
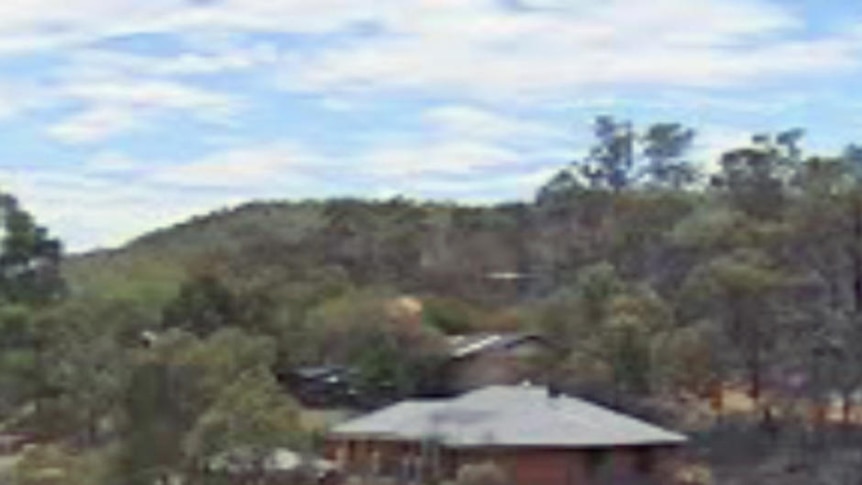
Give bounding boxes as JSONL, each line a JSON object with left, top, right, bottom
{"left": 585, "top": 450, "right": 612, "bottom": 481}
{"left": 635, "top": 449, "right": 655, "bottom": 475}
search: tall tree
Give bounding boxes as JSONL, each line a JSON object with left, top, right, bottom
{"left": 683, "top": 249, "right": 788, "bottom": 401}
{"left": 161, "top": 273, "right": 241, "bottom": 337}
{"left": 711, "top": 129, "right": 803, "bottom": 220}
{"left": 183, "top": 368, "right": 303, "bottom": 480}
{"left": 539, "top": 263, "right": 673, "bottom": 398}
{"left": 119, "top": 328, "right": 286, "bottom": 484}
{"left": 573, "top": 117, "right": 698, "bottom": 192}
{"left": 29, "top": 299, "right": 131, "bottom": 444}
{"left": 0, "top": 192, "right": 64, "bottom": 305}
{"left": 641, "top": 122, "right": 698, "bottom": 189}
{"left": 579, "top": 116, "right": 637, "bottom": 192}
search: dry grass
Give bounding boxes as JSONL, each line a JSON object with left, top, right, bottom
{"left": 681, "top": 386, "right": 862, "bottom": 426}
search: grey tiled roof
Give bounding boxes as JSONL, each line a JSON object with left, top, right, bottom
{"left": 330, "top": 385, "right": 686, "bottom": 448}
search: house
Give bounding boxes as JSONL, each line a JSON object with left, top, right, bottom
{"left": 444, "top": 333, "right": 547, "bottom": 394}
{"left": 325, "top": 385, "right": 687, "bottom": 485}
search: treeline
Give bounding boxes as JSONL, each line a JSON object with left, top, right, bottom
{"left": 4, "top": 116, "right": 862, "bottom": 482}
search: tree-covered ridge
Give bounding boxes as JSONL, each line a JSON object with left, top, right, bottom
{"left": 8, "top": 117, "right": 862, "bottom": 483}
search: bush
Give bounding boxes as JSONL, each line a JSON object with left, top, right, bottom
{"left": 455, "top": 462, "right": 510, "bottom": 485}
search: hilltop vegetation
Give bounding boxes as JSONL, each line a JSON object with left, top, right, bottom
{"left": 6, "top": 117, "right": 862, "bottom": 483}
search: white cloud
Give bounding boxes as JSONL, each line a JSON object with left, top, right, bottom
{"left": 47, "top": 78, "right": 239, "bottom": 143}
{"left": 0, "top": 83, "right": 49, "bottom": 121}
{"left": 422, "top": 105, "right": 563, "bottom": 142}
{"left": 361, "top": 141, "right": 523, "bottom": 179}
{"left": 151, "top": 136, "right": 537, "bottom": 188}
{"left": 693, "top": 125, "right": 755, "bottom": 173}
{"left": 1, "top": 167, "right": 224, "bottom": 252}
{"left": 149, "top": 143, "right": 322, "bottom": 188}
{"left": 280, "top": 0, "right": 861, "bottom": 99}
{"left": 0, "top": 0, "right": 401, "bottom": 55}
{"left": 0, "top": 0, "right": 854, "bottom": 100}
{"left": 319, "top": 97, "right": 357, "bottom": 112}
{"left": 61, "top": 79, "right": 236, "bottom": 114}
{"left": 48, "top": 107, "right": 139, "bottom": 143}
{"left": 0, "top": 0, "right": 177, "bottom": 54}
{"left": 67, "top": 42, "right": 281, "bottom": 78}
{"left": 655, "top": 91, "right": 808, "bottom": 115}
{"left": 404, "top": 166, "right": 559, "bottom": 202}
{"left": 83, "top": 152, "right": 142, "bottom": 173}
{"left": 406, "top": 106, "right": 569, "bottom": 181}
{"left": 1, "top": 0, "right": 858, "bottom": 107}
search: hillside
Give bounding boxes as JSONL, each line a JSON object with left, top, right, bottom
{"left": 64, "top": 201, "right": 330, "bottom": 301}
{"left": 63, "top": 198, "right": 539, "bottom": 308}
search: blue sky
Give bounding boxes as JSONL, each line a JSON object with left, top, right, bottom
{"left": 2, "top": 0, "right": 862, "bottom": 251}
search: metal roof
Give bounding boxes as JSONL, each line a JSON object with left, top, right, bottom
{"left": 448, "top": 333, "right": 543, "bottom": 359}
{"left": 292, "top": 365, "right": 356, "bottom": 381}
{"left": 330, "top": 385, "right": 686, "bottom": 449}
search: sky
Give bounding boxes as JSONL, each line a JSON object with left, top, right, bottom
{"left": 3, "top": 0, "right": 862, "bottom": 252}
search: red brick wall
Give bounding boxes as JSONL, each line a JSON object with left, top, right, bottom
{"left": 326, "top": 438, "right": 678, "bottom": 485}
{"left": 504, "top": 447, "right": 673, "bottom": 485}
{"left": 505, "top": 449, "right": 589, "bottom": 485}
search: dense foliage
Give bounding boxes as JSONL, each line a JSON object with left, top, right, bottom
{"left": 7, "top": 117, "right": 862, "bottom": 482}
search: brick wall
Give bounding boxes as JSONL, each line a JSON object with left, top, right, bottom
{"left": 504, "top": 449, "right": 590, "bottom": 485}
{"left": 327, "top": 439, "right": 679, "bottom": 485}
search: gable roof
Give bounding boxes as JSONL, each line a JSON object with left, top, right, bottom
{"left": 330, "top": 385, "right": 686, "bottom": 449}
{"left": 448, "top": 333, "right": 544, "bottom": 359}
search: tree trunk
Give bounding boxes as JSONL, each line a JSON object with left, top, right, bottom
{"left": 854, "top": 192, "right": 862, "bottom": 315}
{"left": 749, "top": 363, "right": 761, "bottom": 404}
{"left": 843, "top": 392, "right": 850, "bottom": 423}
